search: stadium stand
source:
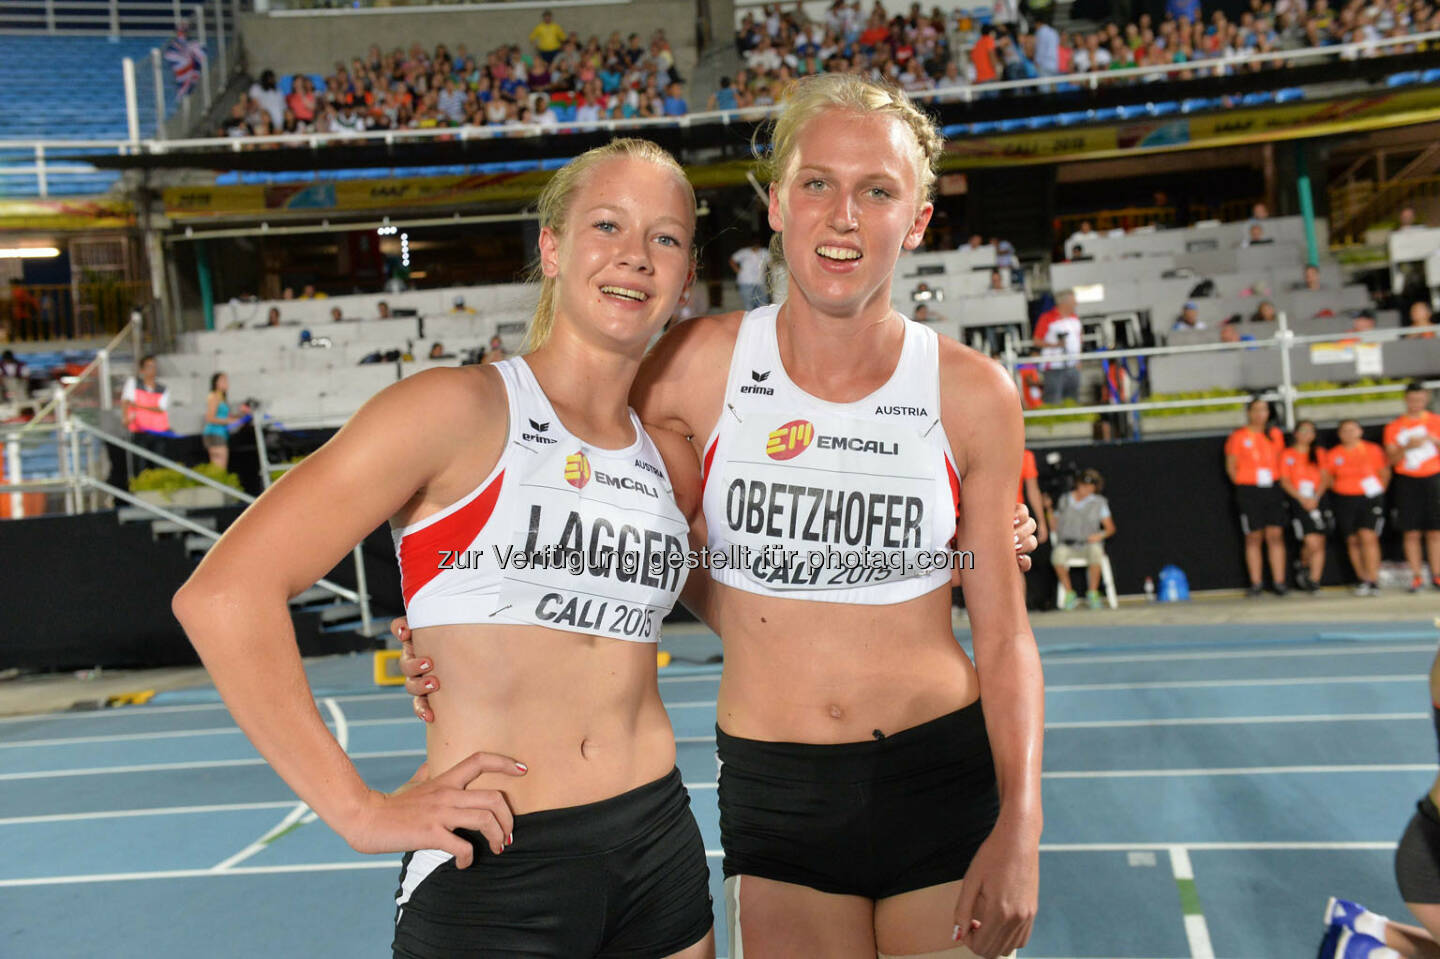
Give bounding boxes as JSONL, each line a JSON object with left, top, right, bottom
{"left": 0, "top": 36, "right": 203, "bottom": 196}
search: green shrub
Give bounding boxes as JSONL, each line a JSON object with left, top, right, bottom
{"left": 129, "top": 462, "right": 242, "bottom": 493}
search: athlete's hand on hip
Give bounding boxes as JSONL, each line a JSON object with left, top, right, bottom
{"left": 341, "top": 750, "right": 527, "bottom": 867}
{"left": 1013, "top": 503, "right": 1038, "bottom": 572}
{"left": 391, "top": 617, "right": 437, "bottom": 723}
{"left": 951, "top": 820, "right": 1039, "bottom": 958}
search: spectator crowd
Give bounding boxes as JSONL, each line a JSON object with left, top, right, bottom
{"left": 221, "top": 12, "right": 689, "bottom": 138}
{"left": 729, "top": 0, "right": 1440, "bottom": 105}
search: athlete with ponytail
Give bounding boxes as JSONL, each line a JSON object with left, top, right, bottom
{"left": 174, "top": 139, "right": 717, "bottom": 958}
{"left": 406, "top": 75, "right": 1043, "bottom": 958}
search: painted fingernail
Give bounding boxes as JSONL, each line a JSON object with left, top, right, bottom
{"left": 952, "top": 925, "right": 962, "bottom": 941}
{"left": 423, "top": 679, "right": 436, "bottom": 691}
{"left": 1013, "top": 533, "right": 1021, "bottom": 545}
{"left": 418, "top": 660, "right": 431, "bottom": 670}
{"left": 506, "top": 833, "right": 514, "bottom": 846}
{"left": 515, "top": 762, "right": 528, "bottom": 772}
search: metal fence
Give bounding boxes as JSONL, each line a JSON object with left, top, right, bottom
{"left": 1, "top": 281, "right": 153, "bottom": 342}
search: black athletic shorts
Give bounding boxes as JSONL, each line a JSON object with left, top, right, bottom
{"left": 1397, "top": 793, "right": 1440, "bottom": 904}
{"left": 1235, "top": 484, "right": 1286, "bottom": 533}
{"left": 392, "top": 767, "right": 712, "bottom": 958}
{"left": 1288, "top": 499, "right": 1328, "bottom": 538}
{"left": 716, "top": 700, "right": 999, "bottom": 901}
{"left": 1393, "top": 473, "right": 1440, "bottom": 532}
{"left": 1332, "top": 492, "right": 1386, "bottom": 537}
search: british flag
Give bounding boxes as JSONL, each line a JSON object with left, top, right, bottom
{"left": 164, "top": 27, "right": 207, "bottom": 99}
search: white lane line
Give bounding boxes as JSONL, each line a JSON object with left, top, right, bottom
{"left": 0, "top": 748, "right": 426, "bottom": 782}
{"left": 211, "top": 698, "right": 347, "bottom": 872}
{"left": 0, "top": 715, "right": 415, "bottom": 750}
{"left": 0, "top": 841, "right": 1402, "bottom": 889}
{"left": 0, "top": 860, "right": 401, "bottom": 887}
{"left": 0, "top": 802, "right": 299, "bottom": 826}
{"left": 1041, "top": 841, "right": 1399, "bottom": 852}
{"left": 1047, "top": 674, "right": 1424, "bottom": 692}
{"left": 1039, "top": 642, "right": 1435, "bottom": 666}
{"left": 1047, "top": 712, "right": 1428, "bottom": 729}
{"left": 1043, "top": 763, "right": 1436, "bottom": 779}
{"left": 1170, "top": 846, "right": 1215, "bottom": 959}
{"left": 0, "top": 702, "right": 232, "bottom": 723}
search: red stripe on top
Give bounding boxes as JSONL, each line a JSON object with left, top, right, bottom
{"left": 700, "top": 438, "right": 719, "bottom": 498}
{"left": 398, "top": 470, "right": 504, "bottom": 607}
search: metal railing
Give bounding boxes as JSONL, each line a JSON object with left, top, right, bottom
{"left": 0, "top": 0, "right": 241, "bottom": 37}
{"left": 1, "top": 281, "right": 152, "bottom": 342}
{"left": 1002, "top": 313, "right": 1440, "bottom": 436}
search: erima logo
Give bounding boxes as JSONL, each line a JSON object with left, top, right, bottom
{"left": 523, "top": 418, "right": 557, "bottom": 445}
{"left": 741, "top": 369, "right": 774, "bottom": 396}
{"left": 564, "top": 452, "right": 592, "bottom": 489}
{"left": 876, "top": 405, "right": 928, "bottom": 416}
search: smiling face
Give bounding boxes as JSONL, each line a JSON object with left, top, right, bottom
{"left": 767, "top": 108, "right": 932, "bottom": 319}
{"left": 539, "top": 154, "right": 694, "bottom": 352}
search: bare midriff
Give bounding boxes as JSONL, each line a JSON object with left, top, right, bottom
{"left": 413, "top": 624, "right": 676, "bottom": 814}
{"left": 713, "top": 582, "right": 980, "bottom": 743}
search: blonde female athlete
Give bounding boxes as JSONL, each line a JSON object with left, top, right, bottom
{"left": 175, "top": 139, "right": 717, "bottom": 959}
{"left": 405, "top": 76, "right": 1042, "bottom": 959}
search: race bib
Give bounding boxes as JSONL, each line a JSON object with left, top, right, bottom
{"left": 1298, "top": 480, "right": 1315, "bottom": 498}
{"left": 1361, "top": 476, "right": 1384, "bottom": 498}
{"left": 1255, "top": 468, "right": 1273, "bottom": 488}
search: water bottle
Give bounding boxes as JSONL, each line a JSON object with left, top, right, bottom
{"left": 1144, "top": 576, "right": 1156, "bottom": 602}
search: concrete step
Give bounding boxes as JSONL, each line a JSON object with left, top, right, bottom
{"left": 290, "top": 586, "right": 334, "bottom": 606}
{"left": 183, "top": 534, "right": 214, "bottom": 555}
{"left": 152, "top": 516, "right": 217, "bottom": 537}
{"left": 317, "top": 601, "right": 361, "bottom": 624}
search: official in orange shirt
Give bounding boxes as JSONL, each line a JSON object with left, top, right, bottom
{"left": 1225, "top": 396, "right": 1287, "bottom": 596}
{"left": 1279, "top": 419, "right": 1329, "bottom": 593}
{"left": 1017, "top": 449, "right": 1049, "bottom": 544}
{"left": 1383, "top": 382, "right": 1440, "bottom": 592}
{"left": 1321, "top": 419, "right": 1391, "bottom": 595}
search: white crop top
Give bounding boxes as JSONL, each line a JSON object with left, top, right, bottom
{"left": 392, "top": 357, "right": 689, "bottom": 643}
{"left": 699, "top": 305, "right": 960, "bottom": 604}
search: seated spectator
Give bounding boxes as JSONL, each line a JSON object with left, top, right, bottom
{"left": 266, "top": 307, "right": 281, "bottom": 327}
{"left": 1397, "top": 206, "right": 1424, "bottom": 230}
{"left": 1250, "top": 300, "right": 1278, "bottom": 323}
{"left": 249, "top": 69, "right": 284, "bottom": 128}
{"left": 1065, "top": 220, "right": 1100, "bottom": 258}
{"left": 989, "top": 268, "right": 1008, "bottom": 292}
{"left": 1242, "top": 222, "right": 1273, "bottom": 247}
{"left": 662, "top": 81, "right": 688, "bottom": 116}
{"left": 482, "top": 334, "right": 508, "bottom": 364}
{"left": 1410, "top": 300, "right": 1437, "bottom": 338}
{"left": 1036, "top": 289, "right": 1083, "bottom": 403}
{"left": 1251, "top": 201, "right": 1270, "bottom": 220}
{"left": 708, "top": 76, "right": 738, "bottom": 111}
{"left": 429, "top": 342, "right": 455, "bottom": 360}
{"left": 451, "top": 296, "right": 476, "bottom": 314}
{"left": 1173, "top": 301, "right": 1205, "bottom": 333}
{"left": 1067, "top": 243, "right": 1093, "bottom": 263}
{"left": 912, "top": 303, "right": 945, "bottom": 324}
{"left": 1301, "top": 264, "right": 1323, "bottom": 291}
{"left": 1048, "top": 468, "right": 1116, "bottom": 610}
{"left": 1220, "top": 316, "right": 1255, "bottom": 345}
{"left": 1348, "top": 311, "right": 1377, "bottom": 335}
{"left": 376, "top": 300, "right": 391, "bottom": 320}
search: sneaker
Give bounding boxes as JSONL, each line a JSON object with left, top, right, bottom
{"left": 1087, "top": 590, "right": 1103, "bottom": 610}
{"left": 1328, "top": 928, "right": 1396, "bottom": 959}
{"left": 1367, "top": 582, "right": 1381, "bottom": 597}
{"left": 1307, "top": 578, "right": 1322, "bottom": 594}
{"left": 1273, "top": 582, "right": 1290, "bottom": 597}
{"left": 1060, "top": 590, "right": 1079, "bottom": 611}
{"left": 1246, "top": 583, "right": 1264, "bottom": 598}
{"left": 1353, "top": 582, "right": 1374, "bottom": 597}
{"left": 1323, "top": 897, "right": 1394, "bottom": 940}
{"left": 1411, "top": 576, "right": 1425, "bottom": 594}
{"left": 1432, "top": 576, "right": 1440, "bottom": 591}
{"left": 1322, "top": 897, "right": 1366, "bottom": 931}
{"left": 1296, "top": 569, "right": 1313, "bottom": 591}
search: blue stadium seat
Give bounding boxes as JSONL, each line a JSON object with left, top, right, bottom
{"left": 1423, "top": 68, "right": 1440, "bottom": 84}
{"left": 1275, "top": 87, "right": 1306, "bottom": 103}
{"left": 998, "top": 118, "right": 1028, "bottom": 132}
{"left": 940, "top": 122, "right": 968, "bottom": 137}
{"left": 1026, "top": 113, "right": 1056, "bottom": 130}
{"left": 1181, "top": 97, "right": 1219, "bottom": 112}
{"left": 1386, "top": 71, "right": 1419, "bottom": 87}
{"left": 1149, "top": 101, "right": 1180, "bottom": 117}
{"left": 1088, "top": 107, "right": 1120, "bottom": 122}
{"left": 1115, "top": 103, "right": 1148, "bottom": 119}
{"left": 970, "top": 120, "right": 1000, "bottom": 134}
{"left": 1240, "top": 91, "right": 1275, "bottom": 107}
{"left": 539, "top": 157, "right": 572, "bottom": 170}
{"left": 1055, "top": 111, "right": 1089, "bottom": 126}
